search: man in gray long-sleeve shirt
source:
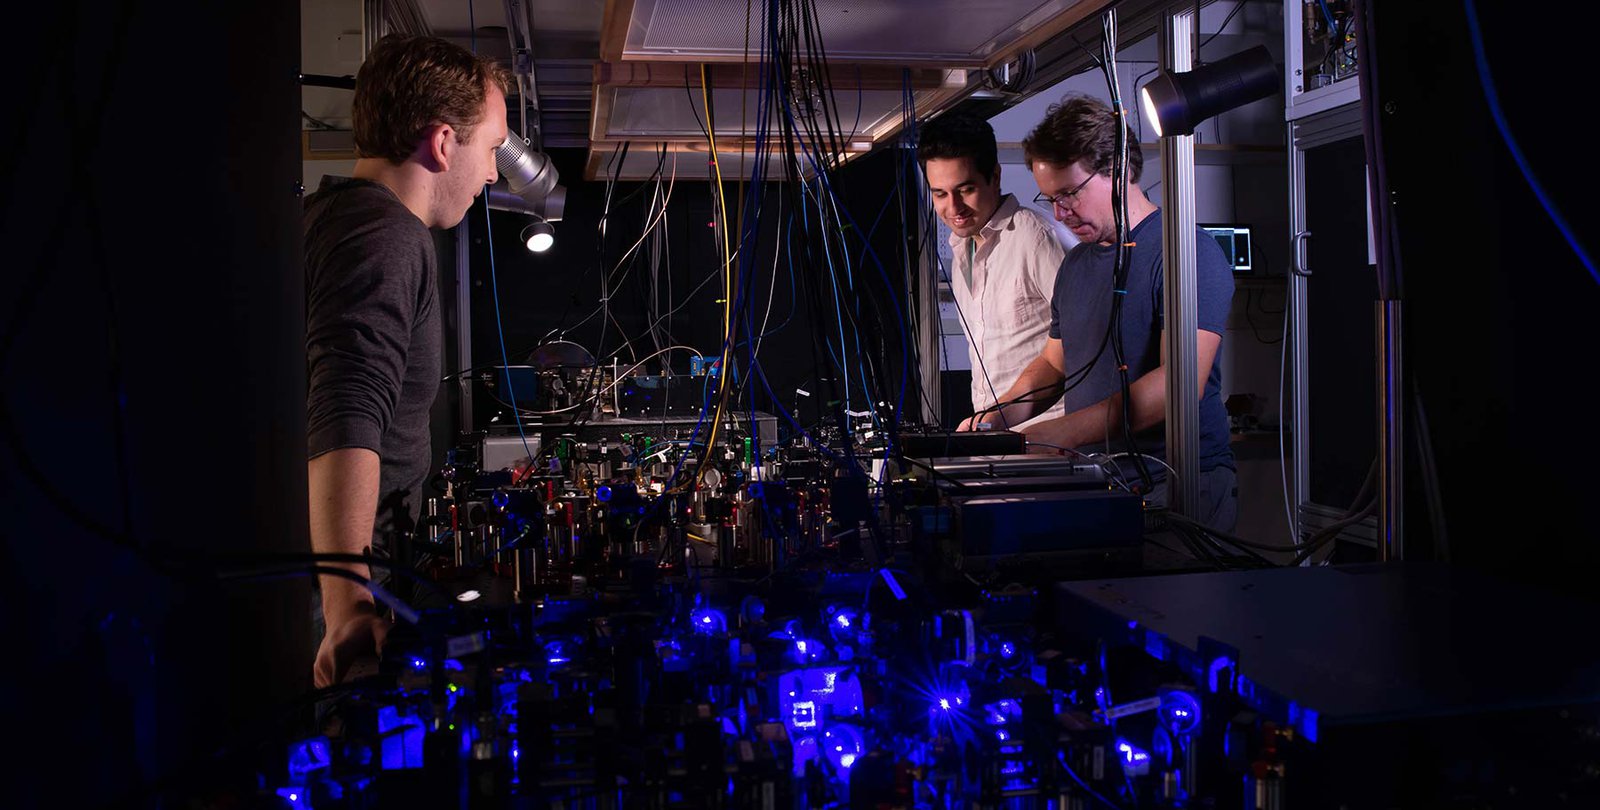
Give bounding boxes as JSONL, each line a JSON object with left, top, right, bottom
{"left": 304, "top": 35, "right": 509, "bottom": 688}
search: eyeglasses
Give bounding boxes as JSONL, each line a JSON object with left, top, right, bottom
{"left": 1033, "top": 174, "right": 1095, "bottom": 211}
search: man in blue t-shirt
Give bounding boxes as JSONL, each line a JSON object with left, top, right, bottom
{"left": 960, "top": 95, "right": 1237, "bottom": 530}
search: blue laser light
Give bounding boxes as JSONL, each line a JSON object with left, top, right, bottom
{"left": 1116, "top": 739, "right": 1152, "bottom": 776}
{"left": 823, "top": 725, "right": 864, "bottom": 774}
{"left": 690, "top": 608, "right": 728, "bottom": 635}
{"left": 1159, "top": 689, "right": 1202, "bottom": 735}
{"left": 791, "top": 700, "right": 818, "bottom": 730}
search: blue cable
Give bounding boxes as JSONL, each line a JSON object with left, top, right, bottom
{"left": 778, "top": 70, "right": 853, "bottom": 416}
{"left": 483, "top": 197, "right": 537, "bottom": 467}
{"left": 813, "top": 182, "right": 860, "bottom": 420}
{"left": 790, "top": 117, "right": 891, "bottom": 505}
{"left": 740, "top": 22, "right": 777, "bottom": 465}
{"left": 468, "top": 2, "right": 536, "bottom": 469}
{"left": 1315, "top": 0, "right": 1337, "bottom": 31}
{"left": 855, "top": 181, "right": 901, "bottom": 270}
{"left": 1463, "top": 0, "right": 1596, "bottom": 285}
{"left": 780, "top": 98, "right": 912, "bottom": 436}
{"left": 798, "top": 177, "right": 854, "bottom": 409}
{"left": 798, "top": 65, "right": 897, "bottom": 483}
{"left": 817, "top": 180, "right": 885, "bottom": 442}
{"left": 1057, "top": 752, "right": 1129, "bottom": 810}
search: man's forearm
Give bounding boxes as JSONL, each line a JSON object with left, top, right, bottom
{"left": 308, "top": 447, "right": 382, "bottom": 622}
{"left": 983, "top": 354, "right": 1064, "bottom": 429}
{"left": 1022, "top": 364, "right": 1169, "bottom": 449}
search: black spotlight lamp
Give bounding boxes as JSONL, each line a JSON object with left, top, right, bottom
{"left": 521, "top": 218, "right": 555, "bottom": 253}
{"left": 1139, "top": 45, "right": 1277, "bottom": 137}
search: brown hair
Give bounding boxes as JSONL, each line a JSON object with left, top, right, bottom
{"left": 352, "top": 34, "right": 513, "bottom": 164}
{"left": 1022, "top": 94, "right": 1142, "bottom": 184}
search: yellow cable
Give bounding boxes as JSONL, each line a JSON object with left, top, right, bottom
{"left": 679, "top": 64, "right": 736, "bottom": 494}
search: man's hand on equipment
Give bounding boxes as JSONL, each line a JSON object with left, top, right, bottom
{"left": 314, "top": 600, "right": 391, "bottom": 688}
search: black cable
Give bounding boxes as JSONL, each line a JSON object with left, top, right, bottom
{"left": 301, "top": 110, "right": 338, "bottom": 130}
{"left": 1166, "top": 520, "right": 1232, "bottom": 570}
{"left": 1254, "top": 283, "right": 1286, "bottom": 314}
{"left": 195, "top": 551, "right": 454, "bottom": 603}
{"left": 1198, "top": 1, "right": 1249, "bottom": 52}
{"left": 214, "top": 563, "right": 370, "bottom": 585}
{"left": 1288, "top": 501, "right": 1377, "bottom": 566}
{"left": 1172, "top": 518, "right": 1276, "bottom": 567}
{"left": 1243, "top": 289, "right": 1284, "bottom": 344}
{"left": 2, "top": 0, "right": 145, "bottom": 562}
{"left": 214, "top": 564, "right": 425, "bottom": 626}
{"left": 1166, "top": 513, "right": 1301, "bottom": 553}
{"left": 1171, "top": 518, "right": 1228, "bottom": 569}
{"left": 968, "top": 383, "right": 1067, "bottom": 423}
{"left": 684, "top": 66, "right": 710, "bottom": 140}
{"left": 1101, "top": 14, "right": 1154, "bottom": 493}
{"left": 300, "top": 73, "right": 355, "bottom": 90}
{"left": 0, "top": 396, "right": 141, "bottom": 552}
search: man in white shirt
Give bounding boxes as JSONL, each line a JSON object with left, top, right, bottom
{"left": 919, "top": 113, "right": 1067, "bottom": 428}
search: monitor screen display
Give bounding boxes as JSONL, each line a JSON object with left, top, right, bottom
{"left": 1201, "top": 224, "right": 1252, "bottom": 273}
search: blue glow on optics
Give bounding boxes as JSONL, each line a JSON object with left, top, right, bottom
{"left": 826, "top": 606, "right": 861, "bottom": 642}
{"left": 996, "top": 729, "right": 1009, "bottom": 742}
{"left": 793, "top": 638, "right": 826, "bottom": 663}
{"left": 879, "top": 568, "right": 908, "bottom": 601}
{"left": 740, "top": 596, "right": 766, "bottom": 623}
{"left": 984, "top": 698, "right": 1021, "bottom": 727}
{"left": 595, "top": 485, "right": 613, "bottom": 502}
{"left": 792, "top": 736, "right": 819, "bottom": 777}
{"left": 1116, "top": 739, "right": 1152, "bottom": 776}
{"left": 410, "top": 657, "right": 426, "bottom": 671}
{"left": 690, "top": 608, "right": 728, "bottom": 635}
{"left": 930, "top": 687, "right": 969, "bottom": 720}
{"left": 544, "top": 640, "right": 571, "bottom": 666}
{"left": 1207, "top": 656, "right": 1235, "bottom": 693}
{"left": 999, "top": 641, "right": 1016, "bottom": 659}
{"left": 1118, "top": 742, "right": 1150, "bottom": 763}
{"left": 792, "top": 700, "right": 818, "bottom": 729}
{"left": 287, "top": 737, "right": 331, "bottom": 782}
{"left": 823, "top": 725, "right": 864, "bottom": 774}
{"left": 275, "top": 787, "right": 309, "bottom": 810}
{"left": 1289, "top": 702, "right": 1320, "bottom": 743}
{"left": 377, "top": 706, "right": 425, "bottom": 770}
{"left": 1159, "top": 689, "right": 1202, "bottom": 735}
{"left": 779, "top": 667, "right": 864, "bottom": 732}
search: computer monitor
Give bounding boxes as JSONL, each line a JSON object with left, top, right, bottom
{"left": 1201, "top": 224, "right": 1253, "bottom": 274}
